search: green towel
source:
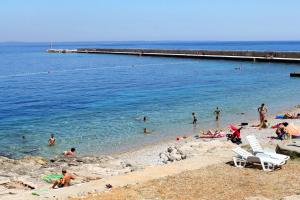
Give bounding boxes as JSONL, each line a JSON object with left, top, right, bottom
{"left": 42, "top": 174, "right": 63, "bottom": 183}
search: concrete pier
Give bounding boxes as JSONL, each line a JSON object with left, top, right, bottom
{"left": 47, "top": 49, "right": 77, "bottom": 53}
{"left": 290, "top": 72, "right": 300, "bottom": 77}
{"left": 48, "top": 48, "right": 300, "bottom": 63}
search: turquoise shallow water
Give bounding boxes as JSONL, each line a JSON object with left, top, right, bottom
{"left": 0, "top": 41, "right": 300, "bottom": 158}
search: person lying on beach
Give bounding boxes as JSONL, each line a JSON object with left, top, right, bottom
{"left": 283, "top": 113, "right": 300, "bottom": 119}
{"left": 201, "top": 129, "right": 223, "bottom": 135}
{"left": 48, "top": 134, "right": 56, "bottom": 146}
{"left": 251, "top": 120, "right": 269, "bottom": 129}
{"left": 52, "top": 169, "right": 75, "bottom": 189}
{"left": 199, "top": 129, "right": 226, "bottom": 138}
{"left": 64, "top": 147, "right": 76, "bottom": 157}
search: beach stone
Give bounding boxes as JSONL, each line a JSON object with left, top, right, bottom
{"left": 0, "top": 177, "right": 10, "bottom": 185}
{"left": 245, "top": 196, "right": 271, "bottom": 200}
{"left": 276, "top": 142, "right": 300, "bottom": 158}
{"left": 282, "top": 195, "right": 300, "bottom": 200}
{"left": 167, "top": 147, "right": 174, "bottom": 153}
{"left": 181, "top": 154, "right": 187, "bottom": 160}
{"left": 169, "top": 151, "right": 182, "bottom": 161}
{"left": 20, "top": 156, "right": 48, "bottom": 165}
{"left": 159, "top": 153, "right": 169, "bottom": 164}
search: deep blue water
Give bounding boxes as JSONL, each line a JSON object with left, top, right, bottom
{"left": 0, "top": 41, "right": 300, "bottom": 159}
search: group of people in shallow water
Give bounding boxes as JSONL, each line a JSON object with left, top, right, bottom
{"left": 48, "top": 134, "right": 76, "bottom": 156}
{"left": 192, "top": 107, "right": 221, "bottom": 125}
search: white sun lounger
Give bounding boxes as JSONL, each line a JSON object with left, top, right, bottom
{"left": 246, "top": 135, "right": 290, "bottom": 162}
{"left": 232, "top": 147, "right": 285, "bottom": 171}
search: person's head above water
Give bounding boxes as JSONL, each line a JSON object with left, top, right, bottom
{"left": 51, "top": 134, "right": 54, "bottom": 138}
{"left": 192, "top": 112, "right": 195, "bottom": 115}
{"left": 71, "top": 148, "right": 76, "bottom": 152}
{"left": 261, "top": 103, "right": 265, "bottom": 107}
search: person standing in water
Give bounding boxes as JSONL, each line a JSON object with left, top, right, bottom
{"left": 258, "top": 103, "right": 268, "bottom": 125}
{"left": 192, "top": 112, "right": 197, "bottom": 124}
{"left": 48, "top": 134, "right": 56, "bottom": 146}
{"left": 214, "top": 107, "right": 221, "bottom": 121}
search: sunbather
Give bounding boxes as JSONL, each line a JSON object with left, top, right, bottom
{"left": 251, "top": 120, "right": 269, "bottom": 129}
{"left": 200, "top": 129, "right": 225, "bottom": 136}
{"left": 283, "top": 113, "right": 300, "bottom": 119}
{"left": 52, "top": 169, "right": 75, "bottom": 189}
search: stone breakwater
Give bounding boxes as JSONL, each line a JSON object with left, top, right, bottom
{"left": 49, "top": 48, "right": 300, "bottom": 63}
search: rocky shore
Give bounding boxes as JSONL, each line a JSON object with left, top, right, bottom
{"left": 1, "top": 106, "right": 300, "bottom": 199}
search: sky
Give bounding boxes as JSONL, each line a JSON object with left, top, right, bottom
{"left": 0, "top": 0, "right": 300, "bottom": 42}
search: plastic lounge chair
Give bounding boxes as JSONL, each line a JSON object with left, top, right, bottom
{"left": 246, "top": 135, "right": 290, "bottom": 162}
{"left": 232, "top": 147, "right": 285, "bottom": 171}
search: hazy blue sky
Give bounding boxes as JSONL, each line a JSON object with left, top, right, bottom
{"left": 0, "top": 0, "right": 299, "bottom": 42}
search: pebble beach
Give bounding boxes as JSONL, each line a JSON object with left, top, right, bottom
{"left": 0, "top": 105, "right": 299, "bottom": 200}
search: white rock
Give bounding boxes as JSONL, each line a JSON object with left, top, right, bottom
{"left": 282, "top": 195, "right": 300, "bottom": 200}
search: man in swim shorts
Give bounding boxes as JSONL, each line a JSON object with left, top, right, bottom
{"left": 52, "top": 169, "right": 75, "bottom": 189}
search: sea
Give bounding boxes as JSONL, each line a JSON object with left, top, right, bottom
{"left": 0, "top": 41, "right": 300, "bottom": 159}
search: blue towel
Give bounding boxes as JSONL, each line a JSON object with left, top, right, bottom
{"left": 275, "top": 115, "right": 285, "bottom": 119}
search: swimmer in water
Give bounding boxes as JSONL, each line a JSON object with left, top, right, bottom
{"left": 64, "top": 147, "right": 76, "bottom": 157}
{"left": 48, "top": 134, "right": 56, "bottom": 146}
{"left": 143, "top": 116, "right": 147, "bottom": 122}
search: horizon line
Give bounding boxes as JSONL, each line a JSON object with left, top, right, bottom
{"left": 1, "top": 40, "right": 300, "bottom": 44}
